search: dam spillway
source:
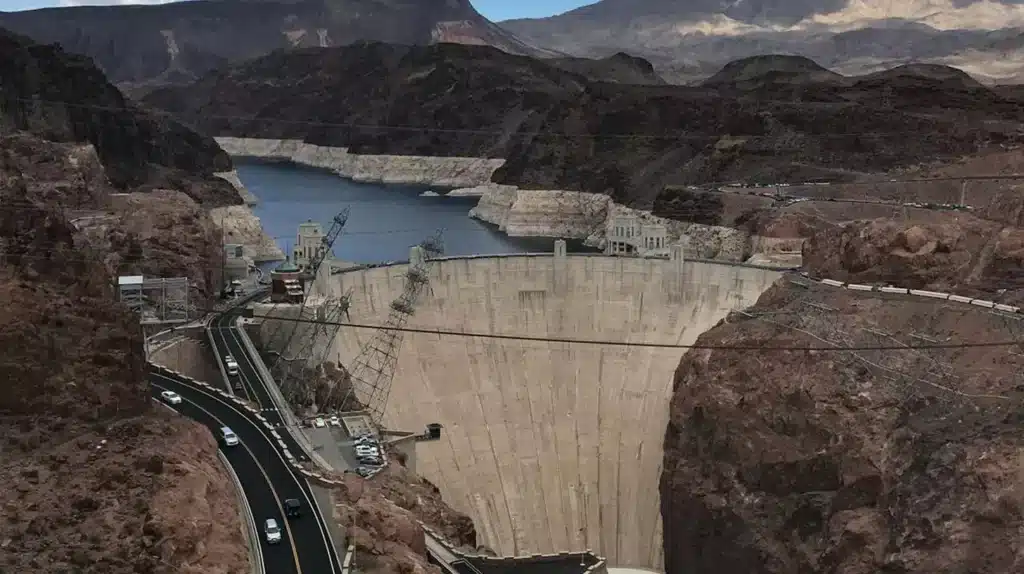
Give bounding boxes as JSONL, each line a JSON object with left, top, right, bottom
{"left": 329, "top": 253, "right": 783, "bottom": 569}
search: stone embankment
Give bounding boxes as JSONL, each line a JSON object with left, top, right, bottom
{"left": 469, "top": 185, "right": 755, "bottom": 262}
{"left": 215, "top": 137, "right": 503, "bottom": 189}
{"left": 215, "top": 137, "right": 782, "bottom": 265}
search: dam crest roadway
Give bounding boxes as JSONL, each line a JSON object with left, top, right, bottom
{"left": 261, "top": 247, "right": 785, "bottom": 570}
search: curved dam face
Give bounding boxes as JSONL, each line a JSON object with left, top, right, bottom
{"left": 331, "top": 254, "right": 782, "bottom": 569}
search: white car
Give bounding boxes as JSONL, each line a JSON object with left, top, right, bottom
{"left": 160, "top": 390, "right": 182, "bottom": 405}
{"left": 313, "top": 418, "right": 326, "bottom": 428}
{"left": 220, "top": 427, "right": 240, "bottom": 447}
{"left": 264, "top": 518, "right": 282, "bottom": 544}
{"left": 328, "top": 415, "right": 341, "bottom": 427}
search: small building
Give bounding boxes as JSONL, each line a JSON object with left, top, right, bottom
{"left": 293, "top": 220, "right": 326, "bottom": 270}
{"left": 605, "top": 214, "right": 670, "bottom": 257}
{"left": 270, "top": 260, "right": 305, "bottom": 303}
{"left": 224, "top": 243, "right": 251, "bottom": 283}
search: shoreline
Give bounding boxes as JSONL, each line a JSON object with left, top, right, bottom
{"left": 218, "top": 138, "right": 800, "bottom": 267}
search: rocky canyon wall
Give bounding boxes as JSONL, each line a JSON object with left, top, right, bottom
{"left": 469, "top": 185, "right": 755, "bottom": 262}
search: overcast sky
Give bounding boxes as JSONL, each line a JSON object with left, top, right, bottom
{"left": 2, "top": 0, "right": 597, "bottom": 21}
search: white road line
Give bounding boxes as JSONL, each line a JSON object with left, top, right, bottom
{"left": 151, "top": 372, "right": 340, "bottom": 574}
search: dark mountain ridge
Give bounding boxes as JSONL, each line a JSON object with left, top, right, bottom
{"left": 0, "top": 26, "right": 237, "bottom": 206}
{"left": 0, "top": 0, "right": 552, "bottom": 95}
{"left": 143, "top": 42, "right": 1024, "bottom": 209}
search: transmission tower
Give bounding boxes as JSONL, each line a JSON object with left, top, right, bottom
{"left": 337, "top": 230, "right": 444, "bottom": 423}
{"left": 268, "top": 207, "right": 351, "bottom": 397}
{"left": 273, "top": 289, "right": 352, "bottom": 408}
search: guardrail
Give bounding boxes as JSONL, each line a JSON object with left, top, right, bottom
{"left": 151, "top": 391, "right": 265, "bottom": 574}
{"left": 149, "top": 364, "right": 353, "bottom": 491}
{"left": 800, "top": 272, "right": 1022, "bottom": 315}
{"left": 232, "top": 315, "right": 326, "bottom": 468}
{"left": 219, "top": 449, "right": 265, "bottom": 574}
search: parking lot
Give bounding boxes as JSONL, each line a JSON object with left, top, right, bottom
{"left": 305, "top": 413, "right": 385, "bottom": 478}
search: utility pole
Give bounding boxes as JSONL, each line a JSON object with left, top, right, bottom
{"left": 220, "top": 214, "right": 226, "bottom": 295}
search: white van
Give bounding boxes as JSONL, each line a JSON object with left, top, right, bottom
{"left": 225, "top": 355, "right": 239, "bottom": 376}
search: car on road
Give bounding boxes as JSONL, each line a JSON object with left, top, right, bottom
{"left": 264, "top": 518, "right": 282, "bottom": 544}
{"left": 220, "top": 427, "right": 240, "bottom": 447}
{"left": 160, "top": 390, "right": 182, "bottom": 405}
{"left": 284, "top": 498, "right": 301, "bottom": 519}
{"left": 225, "top": 355, "right": 239, "bottom": 376}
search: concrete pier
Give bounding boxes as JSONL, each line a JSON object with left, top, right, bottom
{"left": 331, "top": 254, "right": 782, "bottom": 569}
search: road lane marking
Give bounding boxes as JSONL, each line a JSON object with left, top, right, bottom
{"left": 152, "top": 381, "right": 302, "bottom": 573}
{"left": 226, "top": 321, "right": 269, "bottom": 409}
{"left": 151, "top": 372, "right": 339, "bottom": 573}
{"left": 215, "top": 317, "right": 264, "bottom": 409}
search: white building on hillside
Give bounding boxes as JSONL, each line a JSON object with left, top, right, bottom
{"left": 606, "top": 214, "right": 670, "bottom": 257}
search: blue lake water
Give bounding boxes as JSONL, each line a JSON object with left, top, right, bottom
{"left": 234, "top": 159, "right": 574, "bottom": 264}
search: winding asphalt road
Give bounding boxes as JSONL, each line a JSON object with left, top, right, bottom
{"left": 149, "top": 367, "right": 340, "bottom": 574}
{"left": 210, "top": 305, "right": 313, "bottom": 464}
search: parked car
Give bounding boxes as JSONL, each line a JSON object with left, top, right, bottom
{"left": 264, "top": 518, "right": 282, "bottom": 544}
{"left": 160, "top": 390, "right": 182, "bottom": 405}
{"left": 313, "top": 418, "right": 326, "bottom": 428}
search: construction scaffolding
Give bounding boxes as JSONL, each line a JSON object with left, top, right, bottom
{"left": 338, "top": 231, "right": 444, "bottom": 423}
{"left": 117, "top": 275, "right": 190, "bottom": 324}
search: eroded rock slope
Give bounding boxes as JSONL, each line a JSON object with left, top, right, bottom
{"left": 660, "top": 220, "right": 1024, "bottom": 574}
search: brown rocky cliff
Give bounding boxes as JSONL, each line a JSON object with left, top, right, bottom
{"left": 0, "top": 26, "right": 238, "bottom": 206}
{"left": 660, "top": 274, "right": 1024, "bottom": 574}
{"left": 320, "top": 458, "right": 479, "bottom": 573}
{"left": 802, "top": 215, "right": 1024, "bottom": 304}
{"left": 0, "top": 131, "right": 250, "bottom": 574}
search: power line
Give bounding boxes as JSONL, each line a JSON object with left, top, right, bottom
{"left": 8, "top": 94, "right": 1010, "bottom": 141}
{"left": 208, "top": 303, "right": 1024, "bottom": 352}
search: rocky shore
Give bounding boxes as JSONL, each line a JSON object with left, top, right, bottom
{"left": 215, "top": 137, "right": 503, "bottom": 189}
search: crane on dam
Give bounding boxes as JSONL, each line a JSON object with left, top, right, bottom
{"left": 267, "top": 207, "right": 354, "bottom": 407}
{"left": 336, "top": 230, "right": 444, "bottom": 424}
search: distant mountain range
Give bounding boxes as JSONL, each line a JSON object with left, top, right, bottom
{"left": 499, "top": 0, "right": 1024, "bottom": 84}
{"left": 0, "top": 0, "right": 557, "bottom": 96}
{"left": 1, "top": 0, "right": 1021, "bottom": 94}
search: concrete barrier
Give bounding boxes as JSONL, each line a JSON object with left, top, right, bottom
{"left": 218, "top": 450, "right": 265, "bottom": 574}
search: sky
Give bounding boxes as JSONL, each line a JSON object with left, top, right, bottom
{"left": 1, "top": 0, "right": 597, "bottom": 21}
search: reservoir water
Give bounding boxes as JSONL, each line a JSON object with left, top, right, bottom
{"left": 235, "top": 159, "right": 572, "bottom": 263}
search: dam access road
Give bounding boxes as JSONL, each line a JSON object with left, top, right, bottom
{"left": 327, "top": 251, "right": 784, "bottom": 570}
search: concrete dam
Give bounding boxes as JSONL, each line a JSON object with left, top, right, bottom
{"left": 327, "top": 251, "right": 783, "bottom": 570}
